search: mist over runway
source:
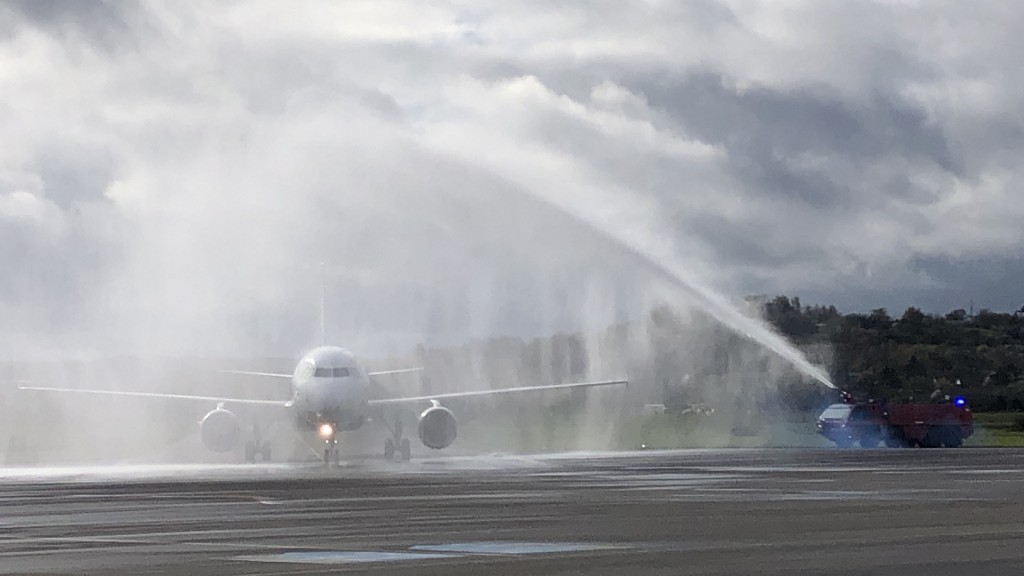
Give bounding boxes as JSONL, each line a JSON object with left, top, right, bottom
{"left": 3, "top": 448, "right": 1024, "bottom": 575}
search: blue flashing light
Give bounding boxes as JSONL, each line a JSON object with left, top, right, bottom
{"left": 953, "top": 396, "right": 967, "bottom": 407}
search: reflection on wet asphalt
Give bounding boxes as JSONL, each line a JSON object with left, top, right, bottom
{"left": 3, "top": 448, "right": 1024, "bottom": 575}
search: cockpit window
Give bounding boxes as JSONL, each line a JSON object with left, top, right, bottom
{"left": 314, "top": 367, "right": 351, "bottom": 378}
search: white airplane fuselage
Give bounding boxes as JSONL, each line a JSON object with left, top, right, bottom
{"left": 290, "top": 346, "right": 372, "bottom": 437}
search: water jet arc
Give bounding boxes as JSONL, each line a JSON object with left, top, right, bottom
{"left": 517, "top": 189, "right": 836, "bottom": 390}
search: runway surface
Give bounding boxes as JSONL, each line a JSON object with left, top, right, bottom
{"left": 3, "top": 448, "right": 1024, "bottom": 575}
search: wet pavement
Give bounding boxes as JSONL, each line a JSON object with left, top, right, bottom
{"left": 2, "top": 448, "right": 1024, "bottom": 575}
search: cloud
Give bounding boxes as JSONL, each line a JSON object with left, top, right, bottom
{"left": 1, "top": 1, "right": 1022, "bottom": 359}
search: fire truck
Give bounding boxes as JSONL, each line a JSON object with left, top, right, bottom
{"left": 816, "top": 394, "right": 973, "bottom": 448}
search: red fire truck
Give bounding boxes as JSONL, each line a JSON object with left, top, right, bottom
{"left": 816, "top": 395, "right": 973, "bottom": 448}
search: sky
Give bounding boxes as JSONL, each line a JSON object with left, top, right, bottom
{"left": 1, "top": 1, "right": 1022, "bottom": 359}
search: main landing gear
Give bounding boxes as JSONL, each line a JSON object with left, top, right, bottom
{"left": 244, "top": 423, "right": 272, "bottom": 463}
{"left": 384, "top": 418, "right": 411, "bottom": 461}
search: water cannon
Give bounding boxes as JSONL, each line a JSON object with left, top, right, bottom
{"left": 839, "top": 390, "right": 855, "bottom": 404}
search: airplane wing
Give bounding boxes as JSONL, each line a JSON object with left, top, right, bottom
{"left": 368, "top": 378, "right": 627, "bottom": 406}
{"left": 18, "top": 385, "right": 290, "bottom": 407}
{"left": 221, "top": 370, "right": 292, "bottom": 379}
{"left": 222, "top": 368, "right": 422, "bottom": 378}
{"left": 367, "top": 367, "right": 423, "bottom": 377}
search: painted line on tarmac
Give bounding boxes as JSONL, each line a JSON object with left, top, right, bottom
{"left": 411, "top": 541, "right": 626, "bottom": 554}
{"left": 234, "top": 541, "right": 629, "bottom": 565}
{"left": 234, "top": 550, "right": 461, "bottom": 564}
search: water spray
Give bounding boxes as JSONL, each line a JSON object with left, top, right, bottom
{"left": 514, "top": 190, "right": 837, "bottom": 390}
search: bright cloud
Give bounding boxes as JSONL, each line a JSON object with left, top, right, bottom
{"left": 1, "top": 0, "right": 1021, "bottom": 358}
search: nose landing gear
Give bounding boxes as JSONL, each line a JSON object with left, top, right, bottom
{"left": 323, "top": 438, "right": 340, "bottom": 466}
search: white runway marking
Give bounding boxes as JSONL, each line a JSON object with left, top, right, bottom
{"left": 411, "top": 542, "right": 625, "bottom": 554}
{"left": 234, "top": 542, "right": 628, "bottom": 565}
{"left": 235, "top": 550, "right": 460, "bottom": 564}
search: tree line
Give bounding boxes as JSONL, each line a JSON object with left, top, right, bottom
{"left": 759, "top": 296, "right": 1024, "bottom": 411}
{"left": 403, "top": 295, "right": 1024, "bottom": 423}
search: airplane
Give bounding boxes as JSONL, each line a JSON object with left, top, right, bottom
{"left": 18, "top": 266, "right": 627, "bottom": 464}
{"left": 20, "top": 346, "right": 626, "bottom": 464}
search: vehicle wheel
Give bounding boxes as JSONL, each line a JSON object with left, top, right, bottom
{"left": 859, "top": 435, "right": 879, "bottom": 448}
{"left": 922, "top": 428, "right": 942, "bottom": 448}
{"left": 384, "top": 438, "right": 395, "bottom": 460}
{"left": 245, "top": 441, "right": 257, "bottom": 463}
{"left": 883, "top": 428, "right": 904, "bottom": 448}
{"left": 834, "top": 437, "right": 853, "bottom": 449}
{"left": 943, "top": 427, "right": 963, "bottom": 448}
{"left": 400, "top": 438, "right": 411, "bottom": 461}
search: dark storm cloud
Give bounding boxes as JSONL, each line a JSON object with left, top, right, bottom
{"left": 630, "top": 71, "right": 959, "bottom": 206}
{"left": 908, "top": 255, "right": 1024, "bottom": 313}
{"left": 2, "top": 0, "right": 148, "bottom": 49}
{"left": 687, "top": 213, "right": 827, "bottom": 268}
{"left": 725, "top": 135, "right": 849, "bottom": 210}
{"left": 498, "top": 8, "right": 1020, "bottom": 312}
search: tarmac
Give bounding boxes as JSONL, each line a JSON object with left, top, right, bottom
{"left": 2, "top": 448, "right": 1024, "bottom": 575}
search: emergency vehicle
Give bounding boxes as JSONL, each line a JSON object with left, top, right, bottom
{"left": 816, "top": 394, "right": 973, "bottom": 448}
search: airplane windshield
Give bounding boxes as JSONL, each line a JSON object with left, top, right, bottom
{"left": 314, "top": 367, "right": 351, "bottom": 378}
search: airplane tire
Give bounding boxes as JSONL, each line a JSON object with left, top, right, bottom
{"left": 384, "top": 438, "right": 395, "bottom": 460}
{"left": 260, "top": 444, "right": 272, "bottom": 462}
{"left": 245, "top": 441, "right": 257, "bottom": 463}
{"left": 400, "top": 438, "right": 411, "bottom": 461}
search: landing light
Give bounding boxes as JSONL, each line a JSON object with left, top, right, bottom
{"left": 318, "top": 423, "right": 334, "bottom": 438}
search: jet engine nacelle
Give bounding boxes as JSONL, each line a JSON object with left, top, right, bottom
{"left": 200, "top": 408, "right": 241, "bottom": 453}
{"left": 418, "top": 404, "right": 457, "bottom": 449}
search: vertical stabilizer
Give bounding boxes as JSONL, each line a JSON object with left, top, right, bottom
{"left": 320, "top": 261, "right": 327, "bottom": 346}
